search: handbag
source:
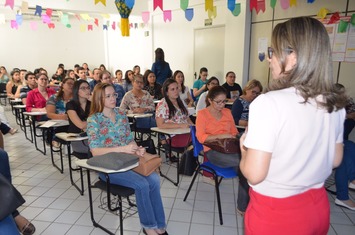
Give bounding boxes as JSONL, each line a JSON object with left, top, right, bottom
{"left": 168, "top": 133, "right": 192, "bottom": 148}
{"left": 133, "top": 152, "right": 162, "bottom": 176}
{"left": 178, "top": 147, "right": 198, "bottom": 176}
{"left": 204, "top": 138, "right": 240, "bottom": 154}
{"left": 0, "top": 173, "right": 25, "bottom": 221}
{"left": 136, "top": 138, "right": 157, "bottom": 154}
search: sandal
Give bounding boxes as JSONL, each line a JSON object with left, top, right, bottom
{"left": 21, "top": 222, "right": 36, "bottom": 235}
{"left": 9, "top": 128, "right": 18, "bottom": 135}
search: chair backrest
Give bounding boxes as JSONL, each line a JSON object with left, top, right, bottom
{"left": 190, "top": 126, "right": 203, "bottom": 157}
{"left": 190, "top": 89, "right": 197, "bottom": 102}
{"left": 0, "top": 83, "right": 7, "bottom": 93}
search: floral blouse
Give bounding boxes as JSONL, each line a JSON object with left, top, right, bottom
{"left": 120, "top": 90, "right": 155, "bottom": 114}
{"left": 47, "top": 95, "right": 67, "bottom": 114}
{"left": 87, "top": 108, "right": 134, "bottom": 149}
{"left": 156, "top": 98, "right": 189, "bottom": 124}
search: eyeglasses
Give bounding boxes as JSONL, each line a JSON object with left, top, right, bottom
{"left": 79, "top": 86, "right": 90, "bottom": 90}
{"left": 213, "top": 99, "right": 228, "bottom": 105}
{"left": 251, "top": 90, "right": 261, "bottom": 95}
{"left": 134, "top": 80, "right": 144, "bottom": 84}
{"left": 209, "top": 82, "right": 219, "bottom": 86}
{"left": 105, "top": 93, "right": 118, "bottom": 99}
{"left": 267, "top": 47, "right": 293, "bottom": 59}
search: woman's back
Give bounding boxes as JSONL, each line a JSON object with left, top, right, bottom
{"left": 244, "top": 87, "right": 345, "bottom": 197}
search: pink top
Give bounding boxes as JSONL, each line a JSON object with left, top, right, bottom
{"left": 196, "top": 108, "right": 238, "bottom": 152}
{"left": 26, "top": 88, "right": 56, "bottom": 112}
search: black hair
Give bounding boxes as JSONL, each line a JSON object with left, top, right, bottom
{"left": 162, "top": 78, "right": 188, "bottom": 119}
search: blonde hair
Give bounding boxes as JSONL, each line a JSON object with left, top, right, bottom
{"left": 243, "top": 79, "right": 263, "bottom": 95}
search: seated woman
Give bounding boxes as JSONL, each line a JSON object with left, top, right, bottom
{"left": 124, "top": 70, "right": 134, "bottom": 92}
{"left": 46, "top": 78, "right": 74, "bottom": 147}
{"left": 66, "top": 80, "right": 91, "bottom": 153}
{"left": 6, "top": 69, "right": 22, "bottom": 99}
{"left": 196, "top": 77, "right": 219, "bottom": 112}
{"left": 120, "top": 74, "right": 156, "bottom": 129}
{"left": 143, "top": 70, "right": 163, "bottom": 100}
{"left": 196, "top": 86, "right": 249, "bottom": 215}
{"left": 0, "top": 148, "right": 36, "bottom": 235}
{"left": 26, "top": 73, "right": 56, "bottom": 114}
{"left": 87, "top": 83, "right": 168, "bottom": 235}
{"left": 100, "top": 70, "right": 125, "bottom": 107}
{"left": 51, "top": 66, "right": 65, "bottom": 85}
{"left": 221, "top": 71, "right": 243, "bottom": 102}
{"left": 173, "top": 70, "right": 194, "bottom": 107}
{"left": 231, "top": 79, "right": 262, "bottom": 128}
{"left": 156, "top": 78, "right": 194, "bottom": 161}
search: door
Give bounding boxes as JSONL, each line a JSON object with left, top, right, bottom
{"left": 194, "top": 26, "right": 225, "bottom": 83}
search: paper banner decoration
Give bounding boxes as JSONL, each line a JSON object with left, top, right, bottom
{"left": 88, "top": 25, "right": 93, "bottom": 31}
{"left": 290, "top": 0, "right": 297, "bottom": 7}
{"left": 46, "top": 9, "right": 53, "bottom": 17}
{"left": 351, "top": 14, "right": 355, "bottom": 26}
{"left": 95, "top": 0, "right": 106, "bottom": 6}
{"left": 80, "top": 24, "right": 86, "bottom": 32}
{"left": 250, "top": 0, "right": 265, "bottom": 13}
{"left": 307, "top": 0, "right": 315, "bottom": 3}
{"left": 30, "top": 22, "right": 38, "bottom": 30}
{"left": 112, "top": 21, "right": 116, "bottom": 30}
{"left": 228, "top": 0, "right": 236, "bottom": 12}
{"left": 208, "top": 6, "right": 217, "bottom": 19}
{"left": 16, "top": 14, "right": 23, "bottom": 25}
{"left": 280, "top": 0, "right": 289, "bottom": 10}
{"left": 142, "top": 11, "right": 150, "bottom": 24}
{"left": 115, "top": 0, "right": 132, "bottom": 36}
{"left": 259, "top": 53, "right": 265, "bottom": 62}
{"left": 126, "top": 0, "right": 135, "bottom": 9}
{"left": 338, "top": 20, "right": 348, "bottom": 33}
{"left": 21, "top": 1, "right": 29, "bottom": 13}
{"left": 5, "top": 0, "right": 14, "bottom": 9}
{"left": 163, "top": 10, "right": 172, "bottom": 22}
{"left": 185, "top": 8, "right": 194, "bottom": 21}
{"left": 101, "top": 14, "right": 110, "bottom": 19}
{"left": 35, "top": 5, "right": 43, "bottom": 16}
{"left": 103, "top": 24, "right": 108, "bottom": 30}
{"left": 154, "top": 0, "right": 163, "bottom": 11}
{"left": 0, "top": 14, "right": 5, "bottom": 24}
{"left": 317, "top": 8, "right": 329, "bottom": 19}
{"left": 95, "top": 18, "right": 99, "bottom": 26}
{"left": 270, "top": 0, "right": 277, "bottom": 8}
{"left": 134, "top": 23, "right": 138, "bottom": 29}
{"left": 42, "top": 14, "right": 51, "bottom": 24}
{"left": 48, "top": 23, "right": 55, "bottom": 29}
{"left": 205, "top": 0, "right": 213, "bottom": 12}
{"left": 80, "top": 14, "right": 91, "bottom": 21}
{"left": 75, "top": 14, "right": 81, "bottom": 21}
{"left": 232, "top": 3, "right": 241, "bottom": 16}
{"left": 328, "top": 12, "right": 340, "bottom": 24}
{"left": 181, "top": 0, "right": 189, "bottom": 11}
{"left": 10, "top": 20, "right": 18, "bottom": 29}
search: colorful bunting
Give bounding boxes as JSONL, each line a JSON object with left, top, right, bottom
{"left": 88, "top": 25, "right": 93, "bottom": 31}
{"left": 16, "top": 14, "right": 23, "bottom": 25}
{"left": 338, "top": 20, "right": 348, "bottom": 33}
{"left": 250, "top": 0, "right": 265, "bottom": 13}
{"left": 317, "top": 8, "right": 329, "bottom": 19}
{"left": 228, "top": 0, "right": 236, "bottom": 12}
{"left": 21, "top": 1, "right": 29, "bottom": 13}
{"left": 163, "top": 10, "right": 172, "bottom": 22}
{"left": 351, "top": 14, "right": 355, "bottom": 26}
{"left": 328, "top": 12, "right": 340, "bottom": 24}
{"left": 48, "top": 23, "right": 55, "bottom": 29}
{"left": 205, "top": 0, "right": 213, "bottom": 12}
{"left": 103, "top": 24, "right": 108, "bottom": 30}
{"left": 112, "top": 21, "right": 116, "bottom": 30}
{"left": 80, "top": 14, "right": 91, "bottom": 21}
{"left": 280, "top": 0, "right": 289, "bottom": 10}
{"left": 290, "top": 0, "right": 297, "bottom": 7}
{"left": 142, "top": 11, "right": 150, "bottom": 24}
{"left": 5, "top": 0, "right": 14, "bottom": 10}
{"left": 35, "top": 5, "right": 43, "bottom": 17}
{"left": 95, "top": 0, "right": 106, "bottom": 6}
{"left": 46, "top": 9, "right": 53, "bottom": 17}
{"left": 10, "top": 20, "right": 18, "bottom": 29}
{"left": 126, "top": 0, "right": 135, "bottom": 9}
{"left": 30, "top": 22, "right": 38, "bottom": 30}
{"left": 181, "top": 0, "right": 189, "bottom": 11}
{"left": 270, "top": 0, "right": 277, "bottom": 8}
{"left": 208, "top": 6, "right": 217, "bottom": 19}
{"left": 80, "top": 24, "right": 86, "bottom": 32}
{"left": 154, "top": 0, "right": 163, "bottom": 11}
{"left": 95, "top": 18, "right": 99, "bottom": 27}
{"left": 232, "top": 3, "right": 241, "bottom": 16}
{"left": 307, "top": 0, "right": 315, "bottom": 3}
{"left": 185, "top": 8, "right": 194, "bottom": 21}
{"left": 42, "top": 15, "right": 51, "bottom": 24}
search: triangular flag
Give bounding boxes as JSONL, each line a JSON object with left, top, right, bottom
{"left": 35, "top": 5, "right": 43, "bottom": 16}
{"left": 94, "top": 18, "right": 99, "bottom": 27}
{"left": 280, "top": 0, "right": 289, "bottom": 10}
{"left": 48, "top": 23, "right": 55, "bottom": 29}
{"left": 163, "top": 10, "right": 172, "bottom": 22}
{"left": 46, "top": 9, "right": 53, "bottom": 17}
{"left": 208, "top": 6, "right": 217, "bottom": 19}
{"left": 181, "top": 0, "right": 189, "bottom": 11}
{"left": 21, "top": 1, "right": 29, "bottom": 13}
{"left": 317, "top": 8, "right": 329, "bottom": 19}
{"left": 185, "top": 8, "right": 194, "bottom": 21}
{"left": 80, "top": 24, "right": 86, "bottom": 32}
{"left": 338, "top": 20, "right": 348, "bottom": 33}
{"left": 10, "top": 20, "right": 18, "bottom": 29}
{"left": 154, "top": 0, "right": 163, "bottom": 11}
{"left": 16, "top": 14, "right": 23, "bottom": 25}
{"left": 290, "top": 0, "right": 297, "bottom": 7}
{"left": 5, "top": 0, "right": 14, "bottom": 10}
{"left": 228, "top": 0, "right": 236, "bottom": 12}
{"left": 88, "top": 25, "right": 93, "bottom": 31}
{"left": 142, "top": 11, "right": 150, "bottom": 24}
{"left": 328, "top": 12, "right": 340, "bottom": 24}
{"left": 307, "top": 0, "right": 315, "bottom": 3}
{"left": 270, "top": 0, "right": 277, "bottom": 8}
{"left": 95, "top": 0, "right": 106, "bottom": 6}
{"left": 351, "top": 14, "right": 355, "bottom": 26}
{"left": 232, "top": 3, "right": 241, "bottom": 16}
{"left": 205, "top": 0, "right": 213, "bottom": 12}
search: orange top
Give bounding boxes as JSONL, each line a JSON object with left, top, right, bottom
{"left": 196, "top": 108, "right": 238, "bottom": 152}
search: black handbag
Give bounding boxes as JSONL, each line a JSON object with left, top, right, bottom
{"left": 0, "top": 173, "right": 25, "bottom": 221}
{"left": 178, "top": 148, "right": 198, "bottom": 176}
{"left": 137, "top": 138, "right": 157, "bottom": 155}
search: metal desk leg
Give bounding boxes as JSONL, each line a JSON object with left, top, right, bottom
{"left": 67, "top": 143, "right": 84, "bottom": 195}
{"left": 32, "top": 118, "right": 46, "bottom": 155}
{"left": 50, "top": 138, "right": 64, "bottom": 174}
{"left": 158, "top": 134, "right": 180, "bottom": 186}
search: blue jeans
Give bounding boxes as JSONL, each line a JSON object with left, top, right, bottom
{"left": 99, "top": 171, "right": 166, "bottom": 229}
{"left": 335, "top": 140, "right": 355, "bottom": 200}
{"left": 0, "top": 215, "right": 20, "bottom": 235}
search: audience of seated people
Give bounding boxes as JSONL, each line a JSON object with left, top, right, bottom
{"left": 195, "top": 76, "right": 220, "bottom": 112}
{"left": 193, "top": 67, "right": 208, "bottom": 102}
{"left": 173, "top": 70, "right": 194, "bottom": 107}
{"left": 6, "top": 69, "right": 22, "bottom": 99}
{"left": 100, "top": 70, "right": 125, "bottom": 107}
{"left": 221, "top": 71, "right": 243, "bottom": 102}
{"left": 143, "top": 69, "right": 163, "bottom": 100}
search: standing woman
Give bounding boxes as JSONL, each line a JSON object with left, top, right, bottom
{"left": 231, "top": 79, "right": 262, "bottom": 127}
{"left": 6, "top": 69, "right": 22, "bottom": 98}
{"left": 124, "top": 70, "right": 134, "bottom": 92}
{"left": 173, "top": 70, "right": 194, "bottom": 107}
{"left": 87, "top": 83, "right": 168, "bottom": 235}
{"left": 143, "top": 70, "right": 163, "bottom": 100}
{"left": 66, "top": 80, "right": 91, "bottom": 153}
{"left": 240, "top": 17, "right": 347, "bottom": 234}
{"left": 151, "top": 48, "right": 172, "bottom": 85}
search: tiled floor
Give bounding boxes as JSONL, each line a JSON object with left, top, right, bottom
{"left": 3, "top": 106, "right": 355, "bottom": 235}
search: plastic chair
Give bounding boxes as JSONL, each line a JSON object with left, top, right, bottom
{"left": 184, "top": 126, "right": 237, "bottom": 225}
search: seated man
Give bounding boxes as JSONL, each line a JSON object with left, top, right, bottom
{"left": 335, "top": 140, "right": 355, "bottom": 210}
{"left": 0, "top": 148, "right": 36, "bottom": 234}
